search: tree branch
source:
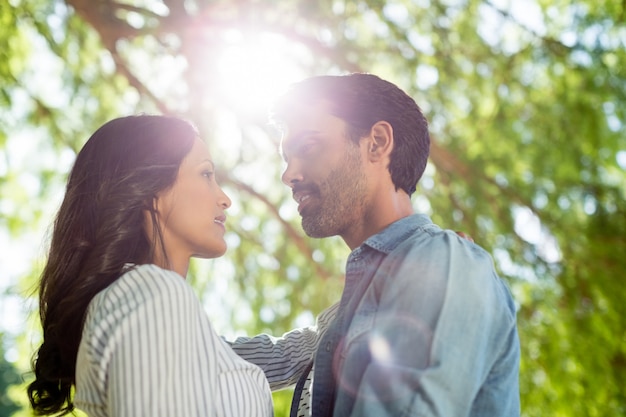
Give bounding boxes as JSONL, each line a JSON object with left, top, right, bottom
{"left": 109, "top": 48, "right": 173, "bottom": 114}
{"left": 429, "top": 140, "right": 541, "bottom": 218}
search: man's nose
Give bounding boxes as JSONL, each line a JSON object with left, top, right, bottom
{"left": 281, "top": 161, "right": 303, "bottom": 187}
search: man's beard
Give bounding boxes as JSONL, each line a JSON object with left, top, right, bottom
{"left": 301, "top": 147, "right": 366, "bottom": 238}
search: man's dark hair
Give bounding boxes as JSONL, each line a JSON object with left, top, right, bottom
{"left": 272, "top": 73, "right": 430, "bottom": 195}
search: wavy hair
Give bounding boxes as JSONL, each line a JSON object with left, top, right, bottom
{"left": 27, "top": 115, "right": 197, "bottom": 415}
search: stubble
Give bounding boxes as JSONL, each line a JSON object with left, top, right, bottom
{"left": 301, "top": 145, "right": 367, "bottom": 238}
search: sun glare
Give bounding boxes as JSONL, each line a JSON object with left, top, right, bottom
{"left": 213, "top": 30, "right": 309, "bottom": 117}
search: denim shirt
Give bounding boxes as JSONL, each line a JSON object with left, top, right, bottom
{"left": 309, "top": 214, "right": 520, "bottom": 417}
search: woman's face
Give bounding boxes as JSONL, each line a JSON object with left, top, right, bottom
{"left": 152, "top": 137, "right": 231, "bottom": 268}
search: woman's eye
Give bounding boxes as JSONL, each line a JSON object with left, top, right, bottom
{"left": 202, "top": 170, "right": 214, "bottom": 179}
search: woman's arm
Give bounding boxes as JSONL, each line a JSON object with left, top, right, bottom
{"left": 227, "top": 302, "right": 339, "bottom": 390}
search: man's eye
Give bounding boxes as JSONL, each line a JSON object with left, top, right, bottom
{"left": 299, "top": 143, "right": 314, "bottom": 155}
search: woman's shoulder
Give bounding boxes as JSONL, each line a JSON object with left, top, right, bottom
{"left": 118, "top": 263, "right": 189, "bottom": 293}
{"left": 87, "top": 264, "right": 196, "bottom": 325}
{"left": 114, "top": 263, "right": 189, "bottom": 296}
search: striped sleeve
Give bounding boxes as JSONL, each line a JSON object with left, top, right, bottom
{"left": 107, "top": 266, "right": 217, "bottom": 416}
{"left": 228, "top": 302, "right": 339, "bottom": 390}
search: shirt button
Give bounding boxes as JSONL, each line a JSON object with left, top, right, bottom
{"left": 325, "top": 342, "right": 331, "bottom": 351}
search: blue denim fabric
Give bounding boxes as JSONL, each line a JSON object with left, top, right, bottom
{"left": 310, "top": 214, "right": 520, "bottom": 417}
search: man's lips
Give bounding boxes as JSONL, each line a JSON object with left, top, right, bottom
{"left": 293, "top": 187, "right": 316, "bottom": 214}
{"left": 293, "top": 192, "right": 311, "bottom": 205}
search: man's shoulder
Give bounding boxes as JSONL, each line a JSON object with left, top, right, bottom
{"left": 365, "top": 213, "right": 435, "bottom": 253}
{"left": 399, "top": 224, "right": 491, "bottom": 260}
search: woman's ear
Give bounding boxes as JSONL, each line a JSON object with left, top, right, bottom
{"left": 141, "top": 196, "right": 158, "bottom": 217}
{"left": 366, "top": 121, "right": 394, "bottom": 162}
{"left": 142, "top": 196, "right": 160, "bottom": 235}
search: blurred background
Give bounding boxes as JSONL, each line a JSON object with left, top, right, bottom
{"left": 0, "top": 0, "right": 624, "bottom": 415}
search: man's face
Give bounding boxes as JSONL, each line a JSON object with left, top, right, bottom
{"left": 280, "top": 100, "right": 368, "bottom": 239}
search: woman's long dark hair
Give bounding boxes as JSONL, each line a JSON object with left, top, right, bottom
{"left": 27, "top": 115, "right": 197, "bottom": 415}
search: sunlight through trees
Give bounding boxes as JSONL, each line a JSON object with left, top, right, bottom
{"left": 1, "top": 0, "right": 624, "bottom": 415}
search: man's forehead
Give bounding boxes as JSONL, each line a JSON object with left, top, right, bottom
{"left": 277, "top": 99, "right": 334, "bottom": 125}
{"left": 279, "top": 100, "right": 341, "bottom": 134}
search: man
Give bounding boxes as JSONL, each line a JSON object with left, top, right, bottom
{"left": 233, "top": 73, "right": 520, "bottom": 417}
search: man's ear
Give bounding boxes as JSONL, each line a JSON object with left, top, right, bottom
{"left": 366, "top": 121, "right": 393, "bottom": 162}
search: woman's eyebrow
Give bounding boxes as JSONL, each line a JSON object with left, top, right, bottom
{"left": 199, "top": 159, "right": 215, "bottom": 170}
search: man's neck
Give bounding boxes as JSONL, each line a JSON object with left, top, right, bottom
{"left": 342, "top": 191, "right": 414, "bottom": 250}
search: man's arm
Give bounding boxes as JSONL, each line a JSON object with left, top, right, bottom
{"left": 348, "top": 232, "right": 519, "bottom": 416}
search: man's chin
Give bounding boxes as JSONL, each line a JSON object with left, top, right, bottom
{"left": 301, "top": 218, "right": 335, "bottom": 238}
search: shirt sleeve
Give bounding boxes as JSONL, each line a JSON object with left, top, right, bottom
{"left": 101, "top": 268, "right": 219, "bottom": 416}
{"left": 227, "top": 302, "right": 339, "bottom": 390}
{"left": 348, "top": 232, "right": 520, "bottom": 416}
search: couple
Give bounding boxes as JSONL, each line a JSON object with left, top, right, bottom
{"left": 28, "top": 73, "right": 520, "bottom": 417}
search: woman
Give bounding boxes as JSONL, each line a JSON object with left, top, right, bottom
{"left": 27, "top": 115, "right": 273, "bottom": 416}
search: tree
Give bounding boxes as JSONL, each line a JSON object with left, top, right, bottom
{"left": 0, "top": 333, "right": 21, "bottom": 416}
{"left": 1, "top": 0, "right": 624, "bottom": 416}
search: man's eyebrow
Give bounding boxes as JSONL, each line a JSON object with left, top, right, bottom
{"left": 281, "top": 130, "right": 320, "bottom": 155}
{"left": 278, "top": 129, "right": 320, "bottom": 161}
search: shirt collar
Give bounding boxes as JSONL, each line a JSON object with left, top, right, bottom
{"left": 359, "top": 213, "right": 432, "bottom": 255}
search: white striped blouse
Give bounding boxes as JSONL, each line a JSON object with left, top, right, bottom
{"left": 75, "top": 264, "right": 273, "bottom": 417}
{"left": 228, "top": 301, "right": 339, "bottom": 417}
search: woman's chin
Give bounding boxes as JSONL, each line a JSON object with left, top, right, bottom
{"left": 195, "top": 244, "right": 228, "bottom": 259}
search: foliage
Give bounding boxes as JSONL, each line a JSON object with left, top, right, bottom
{"left": 0, "top": 333, "right": 21, "bottom": 416}
{"left": 0, "top": 0, "right": 624, "bottom": 416}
